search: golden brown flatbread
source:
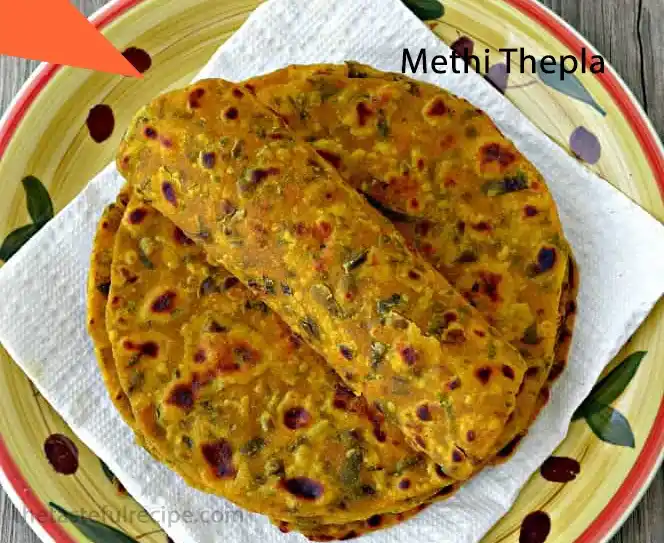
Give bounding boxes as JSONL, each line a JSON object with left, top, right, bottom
{"left": 87, "top": 187, "right": 134, "bottom": 424}
{"left": 245, "top": 63, "right": 572, "bottom": 454}
{"left": 105, "top": 195, "right": 452, "bottom": 523}
{"left": 117, "top": 77, "right": 528, "bottom": 481}
{"left": 87, "top": 63, "right": 578, "bottom": 539}
{"left": 88, "top": 189, "right": 467, "bottom": 536}
{"left": 87, "top": 188, "right": 189, "bottom": 468}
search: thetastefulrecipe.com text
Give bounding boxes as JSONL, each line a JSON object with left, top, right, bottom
{"left": 402, "top": 47, "right": 605, "bottom": 79}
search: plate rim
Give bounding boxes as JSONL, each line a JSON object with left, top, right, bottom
{"left": 507, "top": 0, "right": 664, "bottom": 197}
{"left": 0, "top": 0, "right": 661, "bottom": 542}
{"left": 504, "top": 1, "right": 664, "bottom": 540}
{"left": 0, "top": 438, "right": 57, "bottom": 543}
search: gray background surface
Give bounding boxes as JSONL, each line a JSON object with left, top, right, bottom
{"left": 0, "top": 0, "right": 662, "bottom": 541}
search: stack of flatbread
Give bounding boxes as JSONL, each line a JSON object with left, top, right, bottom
{"left": 86, "top": 63, "right": 578, "bottom": 540}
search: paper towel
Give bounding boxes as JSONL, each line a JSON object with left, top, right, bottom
{"left": 1, "top": 0, "right": 663, "bottom": 541}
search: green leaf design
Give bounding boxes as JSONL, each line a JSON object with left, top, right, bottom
{"left": 22, "top": 175, "right": 54, "bottom": 225}
{"left": 0, "top": 175, "right": 54, "bottom": 262}
{"left": 536, "top": 60, "right": 606, "bottom": 116}
{"left": 571, "top": 407, "right": 584, "bottom": 421}
{"left": 49, "top": 503, "right": 139, "bottom": 543}
{"left": 573, "top": 351, "right": 646, "bottom": 420}
{"left": 586, "top": 351, "right": 646, "bottom": 408}
{"left": 584, "top": 401, "right": 635, "bottom": 448}
{"left": 100, "top": 459, "right": 116, "bottom": 484}
{"left": 0, "top": 223, "right": 40, "bottom": 262}
{"left": 573, "top": 351, "right": 645, "bottom": 447}
{"left": 401, "top": 0, "right": 444, "bottom": 20}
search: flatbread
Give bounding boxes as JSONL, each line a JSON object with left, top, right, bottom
{"left": 105, "top": 196, "right": 452, "bottom": 523}
{"left": 245, "top": 63, "right": 573, "bottom": 453}
{"left": 277, "top": 500, "right": 429, "bottom": 541}
{"left": 87, "top": 63, "right": 578, "bottom": 538}
{"left": 87, "top": 187, "right": 194, "bottom": 469}
{"left": 88, "top": 190, "right": 462, "bottom": 535}
{"left": 276, "top": 483, "right": 459, "bottom": 540}
{"left": 87, "top": 188, "right": 462, "bottom": 530}
{"left": 117, "top": 77, "right": 528, "bottom": 480}
{"left": 89, "top": 195, "right": 574, "bottom": 535}
{"left": 87, "top": 187, "right": 134, "bottom": 424}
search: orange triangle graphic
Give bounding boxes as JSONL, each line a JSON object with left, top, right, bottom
{"left": 0, "top": 0, "right": 141, "bottom": 77}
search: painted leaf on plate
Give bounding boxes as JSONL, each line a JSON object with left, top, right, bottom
{"left": 584, "top": 401, "right": 635, "bottom": 448}
{"left": 22, "top": 175, "right": 54, "bottom": 225}
{"left": 101, "top": 459, "right": 116, "bottom": 484}
{"left": 573, "top": 351, "right": 645, "bottom": 447}
{"left": 583, "top": 351, "right": 646, "bottom": 408}
{"left": 49, "top": 503, "right": 139, "bottom": 543}
{"left": 573, "top": 351, "right": 646, "bottom": 420}
{"left": 0, "top": 223, "right": 40, "bottom": 262}
{"left": 100, "top": 458, "right": 128, "bottom": 495}
{"left": 0, "top": 175, "right": 54, "bottom": 262}
{"left": 536, "top": 59, "right": 606, "bottom": 116}
{"left": 401, "top": 0, "right": 444, "bottom": 20}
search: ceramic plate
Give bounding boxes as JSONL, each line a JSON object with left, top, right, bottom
{"left": 0, "top": 0, "right": 662, "bottom": 542}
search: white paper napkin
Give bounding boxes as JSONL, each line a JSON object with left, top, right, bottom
{"left": 1, "top": 0, "right": 663, "bottom": 541}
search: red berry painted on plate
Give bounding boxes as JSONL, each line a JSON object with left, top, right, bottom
{"left": 520, "top": 511, "right": 551, "bottom": 543}
{"left": 86, "top": 104, "right": 114, "bottom": 143}
{"left": 451, "top": 36, "right": 474, "bottom": 60}
{"left": 44, "top": 434, "right": 79, "bottom": 475}
{"left": 540, "top": 456, "right": 581, "bottom": 482}
{"left": 122, "top": 47, "right": 152, "bottom": 73}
